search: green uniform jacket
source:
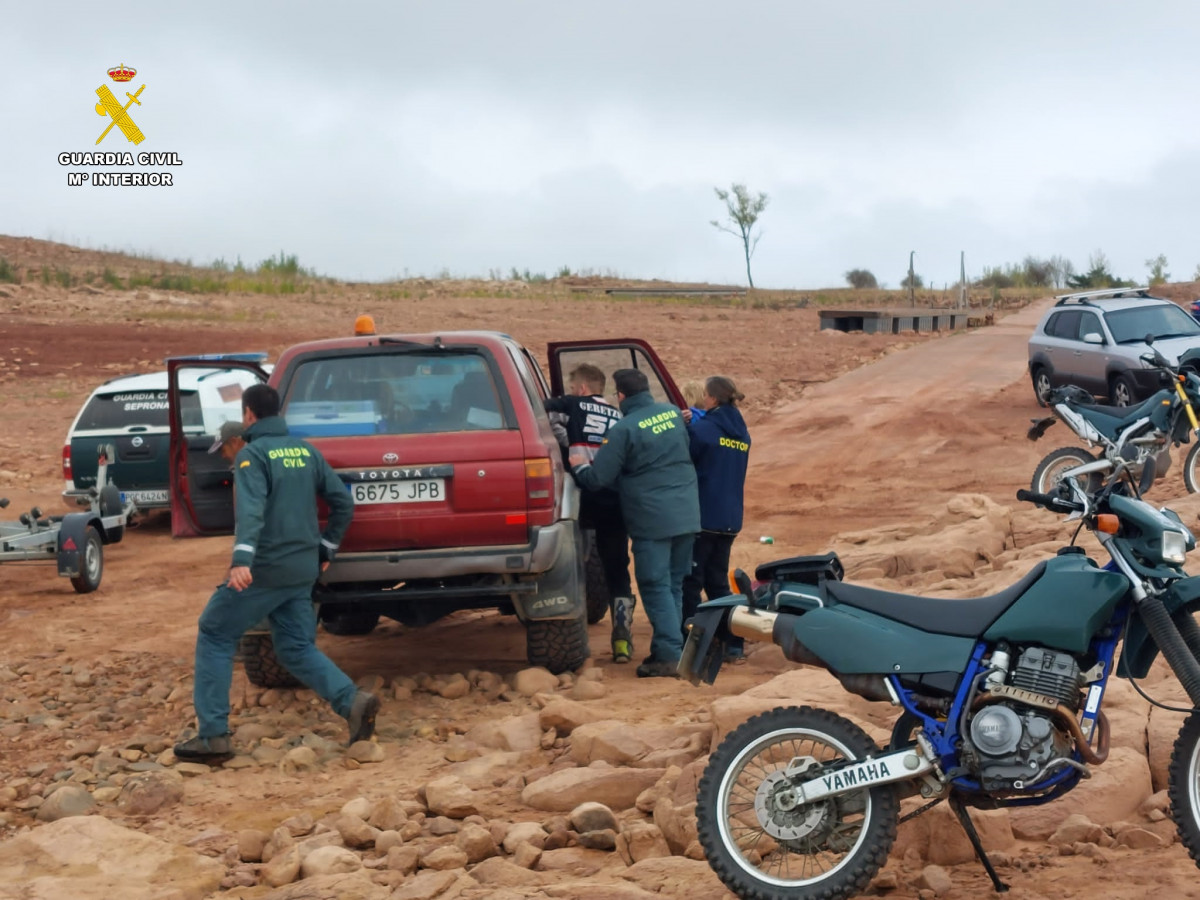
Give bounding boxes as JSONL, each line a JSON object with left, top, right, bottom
{"left": 572, "top": 391, "right": 700, "bottom": 540}
{"left": 230, "top": 416, "right": 354, "bottom": 587}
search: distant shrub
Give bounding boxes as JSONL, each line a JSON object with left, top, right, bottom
{"left": 844, "top": 268, "right": 878, "bottom": 289}
{"left": 257, "top": 251, "right": 308, "bottom": 277}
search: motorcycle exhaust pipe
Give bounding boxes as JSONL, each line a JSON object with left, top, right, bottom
{"left": 729, "top": 609, "right": 908, "bottom": 704}
{"left": 730, "top": 608, "right": 895, "bottom": 700}
{"left": 729, "top": 608, "right": 827, "bottom": 668}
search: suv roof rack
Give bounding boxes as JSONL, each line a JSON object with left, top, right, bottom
{"left": 1054, "top": 286, "right": 1153, "bottom": 306}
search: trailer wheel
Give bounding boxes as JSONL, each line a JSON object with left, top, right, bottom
{"left": 70, "top": 526, "right": 103, "bottom": 594}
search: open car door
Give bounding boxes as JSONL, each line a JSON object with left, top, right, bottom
{"left": 546, "top": 338, "right": 684, "bottom": 406}
{"left": 168, "top": 358, "right": 269, "bottom": 537}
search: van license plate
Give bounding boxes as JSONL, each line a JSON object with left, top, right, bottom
{"left": 126, "top": 490, "right": 168, "bottom": 505}
{"left": 352, "top": 479, "right": 444, "bottom": 505}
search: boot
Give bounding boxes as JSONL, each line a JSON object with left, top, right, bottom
{"left": 346, "top": 691, "right": 380, "bottom": 745}
{"left": 173, "top": 733, "right": 233, "bottom": 763}
{"left": 610, "top": 595, "right": 636, "bottom": 663}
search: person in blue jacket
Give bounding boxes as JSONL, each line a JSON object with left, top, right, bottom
{"left": 174, "top": 384, "right": 379, "bottom": 762}
{"left": 682, "top": 376, "right": 751, "bottom": 662}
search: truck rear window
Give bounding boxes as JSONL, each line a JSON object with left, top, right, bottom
{"left": 76, "top": 390, "right": 202, "bottom": 430}
{"left": 283, "top": 352, "right": 507, "bottom": 437}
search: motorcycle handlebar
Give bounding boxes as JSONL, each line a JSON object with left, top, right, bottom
{"left": 1016, "top": 488, "right": 1085, "bottom": 513}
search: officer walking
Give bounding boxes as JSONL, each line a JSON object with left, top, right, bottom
{"left": 570, "top": 369, "right": 699, "bottom": 678}
{"left": 174, "top": 384, "right": 378, "bottom": 761}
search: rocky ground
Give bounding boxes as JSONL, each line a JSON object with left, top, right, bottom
{"left": 5, "top": 236, "right": 1200, "bottom": 899}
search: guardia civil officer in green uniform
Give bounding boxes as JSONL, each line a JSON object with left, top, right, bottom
{"left": 570, "top": 369, "right": 700, "bottom": 678}
{"left": 174, "top": 384, "right": 378, "bottom": 761}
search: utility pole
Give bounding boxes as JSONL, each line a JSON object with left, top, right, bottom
{"left": 960, "top": 251, "right": 967, "bottom": 309}
{"left": 908, "top": 251, "right": 916, "bottom": 307}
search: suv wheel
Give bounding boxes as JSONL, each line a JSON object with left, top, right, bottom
{"left": 239, "top": 633, "right": 301, "bottom": 688}
{"left": 320, "top": 608, "right": 381, "bottom": 636}
{"left": 1031, "top": 366, "right": 1052, "bottom": 408}
{"left": 526, "top": 616, "right": 590, "bottom": 674}
{"left": 1110, "top": 374, "right": 1136, "bottom": 407}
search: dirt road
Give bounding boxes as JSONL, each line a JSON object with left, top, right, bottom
{"left": 743, "top": 299, "right": 1053, "bottom": 563}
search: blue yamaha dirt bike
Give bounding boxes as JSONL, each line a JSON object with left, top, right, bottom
{"left": 681, "top": 472, "right": 1200, "bottom": 900}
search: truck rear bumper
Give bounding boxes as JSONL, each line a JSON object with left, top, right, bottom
{"left": 321, "top": 520, "right": 569, "bottom": 584}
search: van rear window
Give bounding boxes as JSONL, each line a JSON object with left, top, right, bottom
{"left": 283, "top": 353, "right": 506, "bottom": 437}
{"left": 77, "top": 390, "right": 201, "bottom": 430}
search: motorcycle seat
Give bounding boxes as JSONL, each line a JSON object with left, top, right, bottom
{"left": 1070, "top": 392, "right": 1173, "bottom": 439}
{"left": 822, "top": 561, "right": 1047, "bottom": 638}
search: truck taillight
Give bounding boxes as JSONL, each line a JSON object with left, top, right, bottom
{"left": 62, "top": 443, "right": 71, "bottom": 479}
{"left": 525, "top": 457, "right": 554, "bottom": 508}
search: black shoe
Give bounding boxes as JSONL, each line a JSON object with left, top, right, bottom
{"left": 636, "top": 659, "right": 681, "bottom": 679}
{"left": 173, "top": 733, "right": 234, "bottom": 762}
{"left": 347, "top": 691, "right": 380, "bottom": 745}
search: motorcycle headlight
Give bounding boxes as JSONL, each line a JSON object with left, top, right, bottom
{"left": 1162, "top": 530, "right": 1188, "bottom": 565}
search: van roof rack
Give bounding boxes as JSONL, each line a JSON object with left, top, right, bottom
{"left": 1054, "top": 287, "right": 1153, "bottom": 306}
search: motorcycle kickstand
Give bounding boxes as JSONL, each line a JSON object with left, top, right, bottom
{"left": 948, "top": 793, "right": 1009, "bottom": 893}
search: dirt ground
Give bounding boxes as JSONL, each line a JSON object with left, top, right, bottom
{"left": 5, "top": 235, "right": 1200, "bottom": 899}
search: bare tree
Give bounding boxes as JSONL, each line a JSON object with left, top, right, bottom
{"left": 1146, "top": 254, "right": 1170, "bottom": 285}
{"left": 1047, "top": 254, "right": 1075, "bottom": 289}
{"left": 711, "top": 184, "right": 769, "bottom": 288}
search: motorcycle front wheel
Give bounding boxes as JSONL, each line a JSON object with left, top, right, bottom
{"left": 1031, "top": 446, "right": 1103, "bottom": 495}
{"left": 696, "top": 706, "right": 898, "bottom": 900}
{"left": 1168, "top": 712, "right": 1200, "bottom": 864}
{"left": 1183, "top": 443, "right": 1200, "bottom": 494}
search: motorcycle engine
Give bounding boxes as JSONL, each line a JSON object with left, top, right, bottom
{"left": 965, "top": 647, "right": 1082, "bottom": 791}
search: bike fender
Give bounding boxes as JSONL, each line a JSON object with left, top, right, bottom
{"left": 792, "top": 605, "right": 976, "bottom": 675}
{"left": 54, "top": 513, "right": 92, "bottom": 578}
{"left": 1118, "top": 576, "right": 1200, "bottom": 678}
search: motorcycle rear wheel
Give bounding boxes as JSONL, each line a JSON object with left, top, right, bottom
{"left": 1183, "top": 443, "right": 1200, "bottom": 494}
{"left": 1031, "top": 446, "right": 1103, "bottom": 495}
{"left": 696, "top": 706, "right": 898, "bottom": 900}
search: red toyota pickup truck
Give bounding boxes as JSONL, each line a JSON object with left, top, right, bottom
{"left": 167, "top": 332, "right": 683, "bottom": 683}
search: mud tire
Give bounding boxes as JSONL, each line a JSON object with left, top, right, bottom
{"left": 239, "top": 633, "right": 301, "bottom": 688}
{"left": 1168, "top": 711, "right": 1200, "bottom": 864}
{"left": 584, "top": 530, "right": 610, "bottom": 625}
{"left": 526, "top": 615, "right": 590, "bottom": 674}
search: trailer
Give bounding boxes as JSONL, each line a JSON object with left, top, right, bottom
{"left": 1, "top": 445, "right": 135, "bottom": 593}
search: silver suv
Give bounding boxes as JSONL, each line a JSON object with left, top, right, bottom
{"left": 1028, "top": 287, "right": 1200, "bottom": 407}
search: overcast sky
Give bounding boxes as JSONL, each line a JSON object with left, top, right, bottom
{"left": 4, "top": 2, "right": 1200, "bottom": 290}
